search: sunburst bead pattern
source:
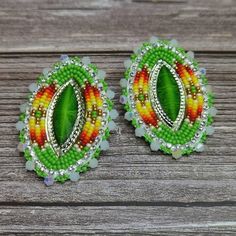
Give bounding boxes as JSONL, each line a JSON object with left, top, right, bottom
{"left": 121, "top": 38, "right": 216, "bottom": 158}
{"left": 176, "top": 62, "right": 204, "bottom": 122}
{"left": 29, "top": 84, "right": 57, "bottom": 147}
{"left": 133, "top": 67, "right": 158, "bottom": 127}
{"left": 77, "top": 83, "right": 103, "bottom": 147}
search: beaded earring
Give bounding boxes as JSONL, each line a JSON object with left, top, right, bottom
{"left": 16, "top": 55, "right": 118, "bottom": 185}
{"left": 120, "top": 37, "right": 217, "bottom": 159}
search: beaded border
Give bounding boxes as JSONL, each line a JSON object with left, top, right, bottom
{"left": 17, "top": 55, "right": 117, "bottom": 184}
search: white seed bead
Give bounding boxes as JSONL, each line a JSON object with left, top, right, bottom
{"left": 81, "top": 56, "right": 91, "bottom": 65}
{"left": 119, "top": 95, "right": 128, "bottom": 104}
{"left": 120, "top": 79, "right": 127, "bottom": 88}
{"left": 170, "top": 39, "right": 179, "bottom": 47}
{"left": 89, "top": 158, "right": 98, "bottom": 169}
{"left": 206, "top": 85, "right": 212, "bottom": 93}
{"left": 28, "top": 83, "right": 38, "bottom": 93}
{"left": 17, "top": 143, "right": 26, "bottom": 152}
{"left": 69, "top": 172, "right": 80, "bottom": 182}
{"left": 124, "top": 112, "right": 133, "bottom": 121}
{"left": 200, "top": 67, "right": 206, "bottom": 75}
{"left": 44, "top": 176, "right": 54, "bottom": 186}
{"left": 187, "top": 51, "right": 194, "bottom": 58}
{"left": 135, "top": 127, "right": 145, "bottom": 137}
{"left": 208, "top": 107, "right": 218, "bottom": 117}
{"left": 206, "top": 126, "right": 215, "bottom": 135}
{"left": 149, "top": 36, "right": 159, "bottom": 44}
{"left": 60, "top": 54, "right": 69, "bottom": 61}
{"left": 150, "top": 140, "right": 161, "bottom": 151}
{"left": 106, "top": 89, "right": 115, "bottom": 99}
{"left": 134, "top": 43, "right": 143, "bottom": 54}
{"left": 16, "top": 121, "right": 25, "bottom": 131}
{"left": 100, "top": 140, "right": 110, "bottom": 151}
{"left": 195, "top": 143, "right": 205, "bottom": 152}
{"left": 20, "top": 103, "right": 28, "bottom": 113}
{"left": 124, "top": 59, "right": 132, "bottom": 69}
{"left": 25, "top": 160, "right": 35, "bottom": 171}
{"left": 97, "top": 70, "right": 106, "bottom": 80}
{"left": 43, "top": 68, "right": 50, "bottom": 77}
{"left": 133, "top": 46, "right": 141, "bottom": 54}
{"left": 109, "top": 109, "right": 119, "bottom": 119}
{"left": 172, "top": 149, "right": 182, "bottom": 159}
{"left": 108, "top": 120, "right": 117, "bottom": 131}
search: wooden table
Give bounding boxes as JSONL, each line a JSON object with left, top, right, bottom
{"left": 0, "top": 0, "right": 235, "bottom": 234}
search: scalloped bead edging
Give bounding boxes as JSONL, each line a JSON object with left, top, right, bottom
{"left": 16, "top": 55, "right": 118, "bottom": 185}
{"left": 121, "top": 38, "right": 217, "bottom": 159}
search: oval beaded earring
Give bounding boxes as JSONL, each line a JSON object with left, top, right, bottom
{"left": 120, "top": 37, "right": 217, "bottom": 159}
{"left": 16, "top": 55, "right": 118, "bottom": 185}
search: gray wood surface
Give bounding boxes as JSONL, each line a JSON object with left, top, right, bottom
{"left": 0, "top": 0, "right": 236, "bottom": 235}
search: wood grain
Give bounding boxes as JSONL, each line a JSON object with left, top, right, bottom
{"left": 0, "top": 52, "right": 236, "bottom": 234}
{"left": 0, "top": 0, "right": 235, "bottom": 52}
{"left": 0, "top": 206, "right": 236, "bottom": 235}
{"left": 0, "top": 0, "right": 235, "bottom": 234}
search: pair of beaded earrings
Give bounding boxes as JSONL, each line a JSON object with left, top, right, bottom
{"left": 16, "top": 38, "right": 217, "bottom": 185}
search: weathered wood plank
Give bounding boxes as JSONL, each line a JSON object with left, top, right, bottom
{"left": 0, "top": 206, "right": 235, "bottom": 234}
{"left": 0, "top": 52, "right": 235, "bottom": 204}
{"left": 0, "top": 0, "right": 235, "bottom": 234}
{"left": 0, "top": 177, "right": 235, "bottom": 204}
{"left": 0, "top": 0, "right": 235, "bottom": 52}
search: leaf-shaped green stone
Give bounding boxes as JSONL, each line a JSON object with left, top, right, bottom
{"left": 53, "top": 84, "right": 78, "bottom": 146}
{"left": 156, "top": 65, "right": 180, "bottom": 122}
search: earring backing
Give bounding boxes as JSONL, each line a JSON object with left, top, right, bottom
{"left": 120, "top": 37, "right": 217, "bottom": 159}
{"left": 16, "top": 55, "right": 118, "bottom": 185}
